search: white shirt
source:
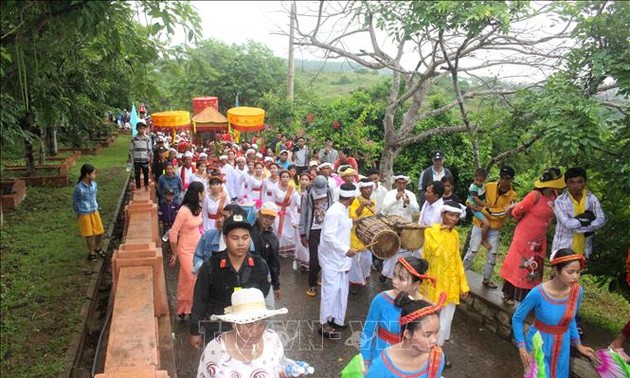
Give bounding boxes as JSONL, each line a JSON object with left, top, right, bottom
{"left": 419, "top": 197, "right": 444, "bottom": 227}
{"left": 327, "top": 176, "right": 339, "bottom": 201}
{"left": 381, "top": 189, "right": 420, "bottom": 222}
{"left": 371, "top": 184, "right": 388, "bottom": 214}
{"left": 318, "top": 201, "right": 353, "bottom": 272}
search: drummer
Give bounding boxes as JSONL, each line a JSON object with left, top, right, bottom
{"left": 380, "top": 173, "right": 420, "bottom": 283}
{"left": 348, "top": 179, "right": 376, "bottom": 294}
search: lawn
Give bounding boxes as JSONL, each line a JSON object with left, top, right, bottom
{"left": 463, "top": 224, "right": 630, "bottom": 333}
{"left": 0, "top": 136, "right": 129, "bottom": 377}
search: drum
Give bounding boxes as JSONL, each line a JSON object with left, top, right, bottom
{"left": 379, "top": 215, "right": 425, "bottom": 250}
{"left": 355, "top": 216, "right": 400, "bottom": 259}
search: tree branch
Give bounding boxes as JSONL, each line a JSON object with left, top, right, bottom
{"left": 485, "top": 133, "right": 542, "bottom": 170}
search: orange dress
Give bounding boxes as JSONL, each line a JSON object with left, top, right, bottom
{"left": 168, "top": 205, "right": 202, "bottom": 315}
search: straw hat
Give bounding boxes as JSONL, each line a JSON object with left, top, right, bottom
{"left": 534, "top": 168, "right": 565, "bottom": 190}
{"left": 211, "top": 288, "right": 287, "bottom": 324}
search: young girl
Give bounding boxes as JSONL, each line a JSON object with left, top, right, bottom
{"left": 360, "top": 256, "right": 434, "bottom": 369}
{"left": 73, "top": 164, "right": 105, "bottom": 261}
{"left": 244, "top": 162, "right": 265, "bottom": 204}
{"left": 419, "top": 200, "right": 469, "bottom": 367}
{"left": 365, "top": 292, "right": 446, "bottom": 377}
{"left": 262, "top": 162, "right": 280, "bottom": 204}
{"left": 512, "top": 248, "right": 596, "bottom": 377}
{"left": 273, "top": 170, "right": 300, "bottom": 258}
{"left": 201, "top": 174, "right": 227, "bottom": 232}
{"left": 293, "top": 172, "right": 312, "bottom": 271}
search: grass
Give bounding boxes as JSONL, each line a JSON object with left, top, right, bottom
{"left": 295, "top": 69, "right": 387, "bottom": 101}
{"left": 462, "top": 225, "right": 630, "bottom": 333}
{"left": 0, "top": 136, "right": 129, "bottom": 377}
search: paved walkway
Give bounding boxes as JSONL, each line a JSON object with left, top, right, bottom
{"left": 164, "top": 250, "right": 523, "bottom": 377}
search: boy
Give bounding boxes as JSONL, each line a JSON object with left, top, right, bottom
{"left": 160, "top": 189, "right": 180, "bottom": 242}
{"left": 467, "top": 168, "right": 491, "bottom": 250}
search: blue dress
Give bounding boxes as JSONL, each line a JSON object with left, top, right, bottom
{"left": 365, "top": 348, "right": 445, "bottom": 378}
{"left": 512, "top": 284, "right": 583, "bottom": 378}
{"left": 360, "top": 292, "right": 401, "bottom": 366}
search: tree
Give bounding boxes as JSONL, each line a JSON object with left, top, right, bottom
{"left": 0, "top": 0, "right": 200, "bottom": 173}
{"left": 286, "top": 1, "right": 577, "bottom": 181}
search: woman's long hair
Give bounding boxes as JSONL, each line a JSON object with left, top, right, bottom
{"left": 181, "top": 181, "right": 203, "bottom": 216}
{"left": 78, "top": 164, "right": 96, "bottom": 184}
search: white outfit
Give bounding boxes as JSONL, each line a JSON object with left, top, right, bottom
{"left": 380, "top": 188, "right": 420, "bottom": 278}
{"left": 273, "top": 184, "right": 300, "bottom": 258}
{"left": 234, "top": 167, "right": 248, "bottom": 201}
{"left": 438, "top": 303, "right": 457, "bottom": 345}
{"left": 244, "top": 176, "right": 264, "bottom": 204}
{"left": 294, "top": 189, "right": 310, "bottom": 270}
{"left": 262, "top": 177, "right": 280, "bottom": 204}
{"left": 318, "top": 201, "right": 352, "bottom": 326}
{"left": 371, "top": 184, "right": 388, "bottom": 214}
{"left": 202, "top": 193, "right": 226, "bottom": 231}
{"left": 327, "top": 176, "right": 339, "bottom": 201}
{"left": 190, "top": 174, "right": 208, "bottom": 194}
{"left": 220, "top": 164, "right": 236, "bottom": 199}
{"left": 196, "top": 329, "right": 285, "bottom": 378}
{"left": 418, "top": 197, "right": 444, "bottom": 227}
{"left": 177, "top": 166, "right": 195, "bottom": 189}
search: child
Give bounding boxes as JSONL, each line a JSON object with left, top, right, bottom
{"left": 73, "top": 164, "right": 105, "bottom": 261}
{"left": 467, "top": 168, "right": 491, "bottom": 249}
{"left": 160, "top": 189, "right": 180, "bottom": 242}
{"left": 440, "top": 175, "right": 460, "bottom": 203}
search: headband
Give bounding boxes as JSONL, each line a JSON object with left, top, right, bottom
{"left": 440, "top": 204, "right": 464, "bottom": 215}
{"left": 397, "top": 257, "right": 436, "bottom": 287}
{"left": 339, "top": 189, "right": 356, "bottom": 198}
{"left": 551, "top": 254, "right": 586, "bottom": 269}
{"left": 399, "top": 292, "right": 447, "bottom": 326}
{"left": 357, "top": 181, "right": 375, "bottom": 189}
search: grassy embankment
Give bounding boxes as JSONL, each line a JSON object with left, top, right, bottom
{"left": 0, "top": 136, "right": 129, "bottom": 377}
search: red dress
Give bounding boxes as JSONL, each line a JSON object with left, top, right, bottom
{"left": 500, "top": 191, "right": 555, "bottom": 290}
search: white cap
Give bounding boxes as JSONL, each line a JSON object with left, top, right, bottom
{"left": 251, "top": 143, "right": 258, "bottom": 150}
{"left": 246, "top": 148, "right": 256, "bottom": 155}
{"left": 199, "top": 152, "right": 208, "bottom": 159}
{"left": 255, "top": 152, "right": 263, "bottom": 158}
{"left": 264, "top": 156, "right": 273, "bottom": 162}
{"left": 183, "top": 151, "right": 193, "bottom": 158}
{"left": 219, "top": 155, "right": 228, "bottom": 160}
{"left": 318, "top": 162, "right": 333, "bottom": 170}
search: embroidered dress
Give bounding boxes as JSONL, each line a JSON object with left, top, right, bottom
{"left": 360, "top": 292, "right": 401, "bottom": 367}
{"left": 273, "top": 184, "right": 300, "bottom": 258}
{"left": 365, "top": 347, "right": 445, "bottom": 378}
{"left": 500, "top": 191, "right": 555, "bottom": 296}
{"left": 512, "top": 284, "right": 583, "bottom": 378}
{"left": 201, "top": 193, "right": 227, "bottom": 231}
{"left": 196, "top": 329, "right": 285, "bottom": 378}
{"left": 244, "top": 175, "right": 264, "bottom": 203}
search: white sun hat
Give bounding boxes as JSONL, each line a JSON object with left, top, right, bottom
{"left": 210, "top": 288, "right": 288, "bottom": 324}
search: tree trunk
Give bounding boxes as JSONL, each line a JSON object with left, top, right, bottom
{"left": 47, "top": 125, "right": 58, "bottom": 156}
{"left": 24, "top": 139, "right": 35, "bottom": 175}
{"left": 378, "top": 145, "right": 400, "bottom": 190}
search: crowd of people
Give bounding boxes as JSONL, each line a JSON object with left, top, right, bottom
{"left": 85, "top": 119, "right": 629, "bottom": 377}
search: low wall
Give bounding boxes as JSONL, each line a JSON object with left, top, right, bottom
{"left": 1, "top": 179, "right": 27, "bottom": 209}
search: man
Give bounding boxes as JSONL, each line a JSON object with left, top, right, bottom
{"left": 152, "top": 146, "right": 169, "bottom": 185}
{"left": 250, "top": 202, "right": 282, "bottom": 308}
{"left": 551, "top": 167, "right": 605, "bottom": 259}
{"left": 275, "top": 134, "right": 287, "bottom": 157}
{"left": 463, "top": 166, "right": 517, "bottom": 288}
{"left": 219, "top": 155, "right": 237, "bottom": 201}
{"left": 189, "top": 214, "right": 271, "bottom": 348}
{"left": 299, "top": 175, "right": 334, "bottom": 297}
{"left": 177, "top": 151, "right": 196, "bottom": 191}
{"left": 318, "top": 137, "right": 339, "bottom": 164}
{"left": 291, "top": 136, "right": 310, "bottom": 174}
{"left": 417, "top": 150, "right": 453, "bottom": 206}
{"left": 418, "top": 181, "right": 445, "bottom": 227}
{"left": 348, "top": 179, "right": 375, "bottom": 293}
{"left": 318, "top": 183, "right": 356, "bottom": 339}
{"left": 380, "top": 174, "right": 420, "bottom": 281}
{"left": 367, "top": 167, "right": 387, "bottom": 214}
{"left": 128, "top": 120, "right": 153, "bottom": 191}
{"left": 334, "top": 147, "right": 359, "bottom": 173}
{"left": 318, "top": 162, "right": 339, "bottom": 201}
{"left": 277, "top": 149, "right": 291, "bottom": 170}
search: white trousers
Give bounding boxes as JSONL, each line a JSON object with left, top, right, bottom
{"left": 265, "top": 288, "right": 275, "bottom": 310}
{"left": 438, "top": 303, "right": 457, "bottom": 346}
{"left": 382, "top": 249, "right": 412, "bottom": 279}
{"left": 349, "top": 251, "right": 372, "bottom": 285}
{"left": 319, "top": 269, "right": 350, "bottom": 325}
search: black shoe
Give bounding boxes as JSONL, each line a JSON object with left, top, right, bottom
{"left": 318, "top": 323, "right": 341, "bottom": 339}
{"left": 328, "top": 320, "right": 348, "bottom": 330}
{"left": 86, "top": 252, "right": 98, "bottom": 261}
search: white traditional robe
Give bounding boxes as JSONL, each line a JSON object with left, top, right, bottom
{"left": 262, "top": 177, "right": 279, "bottom": 204}
{"left": 273, "top": 184, "right": 300, "bottom": 258}
{"left": 318, "top": 201, "right": 352, "bottom": 325}
{"left": 243, "top": 176, "right": 264, "bottom": 204}
{"left": 201, "top": 192, "right": 227, "bottom": 231}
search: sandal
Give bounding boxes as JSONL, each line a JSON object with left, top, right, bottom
{"left": 306, "top": 287, "right": 317, "bottom": 297}
{"left": 502, "top": 297, "right": 515, "bottom": 306}
{"left": 94, "top": 249, "right": 107, "bottom": 258}
{"left": 482, "top": 279, "right": 498, "bottom": 289}
{"left": 86, "top": 252, "right": 98, "bottom": 261}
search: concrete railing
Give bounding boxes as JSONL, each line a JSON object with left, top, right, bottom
{"left": 95, "top": 180, "right": 175, "bottom": 378}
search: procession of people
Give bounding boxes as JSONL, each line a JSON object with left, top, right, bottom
{"left": 107, "top": 111, "right": 628, "bottom": 377}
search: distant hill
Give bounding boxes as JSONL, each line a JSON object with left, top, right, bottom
{"left": 289, "top": 58, "right": 391, "bottom": 75}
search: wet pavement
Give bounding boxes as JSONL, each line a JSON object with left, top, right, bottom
{"left": 164, "top": 247, "right": 522, "bottom": 377}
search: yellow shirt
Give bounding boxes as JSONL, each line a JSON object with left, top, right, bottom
{"left": 473, "top": 181, "right": 517, "bottom": 230}
{"left": 570, "top": 188, "right": 587, "bottom": 253}
{"left": 420, "top": 224, "right": 469, "bottom": 304}
{"left": 349, "top": 196, "right": 376, "bottom": 250}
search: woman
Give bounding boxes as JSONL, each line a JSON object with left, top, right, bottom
{"left": 197, "top": 288, "right": 288, "bottom": 377}
{"left": 365, "top": 292, "right": 446, "bottom": 378}
{"left": 73, "top": 164, "right": 105, "bottom": 261}
{"left": 419, "top": 200, "right": 469, "bottom": 365}
{"left": 262, "top": 162, "right": 280, "bottom": 204}
{"left": 157, "top": 162, "right": 183, "bottom": 205}
{"left": 244, "top": 162, "right": 265, "bottom": 204}
{"left": 202, "top": 174, "right": 227, "bottom": 232}
{"left": 190, "top": 159, "right": 209, "bottom": 194}
{"left": 273, "top": 170, "right": 300, "bottom": 258}
{"left": 501, "top": 168, "right": 565, "bottom": 305}
{"left": 360, "top": 256, "right": 434, "bottom": 369}
{"left": 168, "top": 181, "right": 204, "bottom": 318}
{"left": 293, "top": 172, "right": 312, "bottom": 271}
{"left": 512, "top": 248, "right": 596, "bottom": 377}
{"left": 288, "top": 164, "right": 299, "bottom": 190}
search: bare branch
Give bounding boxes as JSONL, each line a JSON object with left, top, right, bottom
{"left": 485, "top": 133, "right": 542, "bottom": 171}
{"left": 596, "top": 100, "right": 630, "bottom": 115}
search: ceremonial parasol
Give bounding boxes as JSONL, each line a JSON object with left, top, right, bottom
{"left": 151, "top": 111, "right": 191, "bottom": 134}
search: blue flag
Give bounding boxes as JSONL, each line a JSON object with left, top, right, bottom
{"left": 130, "top": 104, "right": 139, "bottom": 137}
{"left": 235, "top": 93, "right": 240, "bottom": 107}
